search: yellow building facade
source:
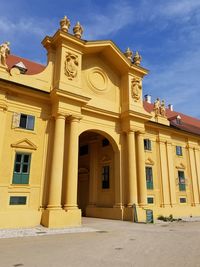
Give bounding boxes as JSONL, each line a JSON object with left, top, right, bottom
{"left": 0, "top": 17, "right": 200, "bottom": 228}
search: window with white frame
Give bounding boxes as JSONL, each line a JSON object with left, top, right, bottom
{"left": 144, "top": 139, "right": 152, "bottom": 151}
{"left": 176, "top": 146, "right": 183, "bottom": 156}
{"left": 178, "top": 170, "right": 186, "bottom": 191}
{"left": 12, "top": 113, "right": 35, "bottom": 130}
{"left": 146, "top": 166, "right": 153, "bottom": 189}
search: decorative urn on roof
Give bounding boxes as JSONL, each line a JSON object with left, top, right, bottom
{"left": 133, "top": 51, "right": 142, "bottom": 66}
{"left": 124, "top": 47, "right": 133, "bottom": 61}
{"left": 73, "top": 22, "right": 83, "bottom": 39}
{"left": 60, "top": 16, "right": 71, "bottom": 32}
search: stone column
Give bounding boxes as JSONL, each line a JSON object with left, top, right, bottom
{"left": 188, "top": 145, "right": 199, "bottom": 205}
{"left": 136, "top": 131, "right": 147, "bottom": 206}
{"left": 114, "top": 150, "right": 122, "bottom": 208}
{"left": 127, "top": 130, "right": 138, "bottom": 206}
{"left": 47, "top": 114, "right": 65, "bottom": 209}
{"left": 64, "top": 116, "right": 80, "bottom": 210}
{"left": 194, "top": 148, "right": 200, "bottom": 204}
{"left": 88, "top": 139, "right": 98, "bottom": 206}
{"left": 0, "top": 103, "right": 7, "bottom": 168}
{"left": 158, "top": 139, "right": 170, "bottom": 207}
{"left": 166, "top": 141, "right": 177, "bottom": 206}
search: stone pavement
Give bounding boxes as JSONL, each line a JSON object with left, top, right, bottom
{"left": 0, "top": 217, "right": 200, "bottom": 267}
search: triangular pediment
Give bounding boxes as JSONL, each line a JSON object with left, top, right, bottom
{"left": 84, "top": 40, "right": 148, "bottom": 76}
{"left": 11, "top": 138, "right": 37, "bottom": 150}
{"left": 101, "top": 155, "right": 111, "bottom": 163}
{"left": 176, "top": 163, "right": 185, "bottom": 169}
{"left": 145, "top": 157, "right": 155, "bottom": 165}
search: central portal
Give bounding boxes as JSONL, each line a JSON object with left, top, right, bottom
{"left": 78, "top": 131, "right": 115, "bottom": 217}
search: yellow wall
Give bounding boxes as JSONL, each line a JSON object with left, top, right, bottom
{"left": 0, "top": 25, "right": 200, "bottom": 228}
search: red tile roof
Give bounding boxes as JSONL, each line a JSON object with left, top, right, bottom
{"left": 4, "top": 54, "right": 200, "bottom": 136}
{"left": 144, "top": 101, "right": 200, "bottom": 136}
{"left": 6, "top": 54, "right": 45, "bottom": 75}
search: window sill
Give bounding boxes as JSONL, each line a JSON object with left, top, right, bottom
{"left": 9, "top": 184, "right": 30, "bottom": 189}
{"left": 14, "top": 128, "right": 36, "bottom": 135}
{"left": 144, "top": 149, "right": 152, "bottom": 153}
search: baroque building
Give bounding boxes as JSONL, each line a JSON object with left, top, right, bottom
{"left": 0, "top": 17, "right": 200, "bottom": 228}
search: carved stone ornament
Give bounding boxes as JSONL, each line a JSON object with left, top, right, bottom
{"left": 64, "top": 52, "right": 78, "bottom": 80}
{"left": 131, "top": 77, "right": 142, "bottom": 102}
{"left": 60, "top": 16, "right": 70, "bottom": 32}
{"left": 0, "top": 41, "right": 10, "bottom": 68}
{"left": 73, "top": 22, "right": 83, "bottom": 39}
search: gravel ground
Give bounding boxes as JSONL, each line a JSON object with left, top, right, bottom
{"left": 1, "top": 217, "right": 200, "bottom": 267}
{"left": 1, "top": 216, "right": 200, "bottom": 239}
{"left": 0, "top": 225, "right": 97, "bottom": 239}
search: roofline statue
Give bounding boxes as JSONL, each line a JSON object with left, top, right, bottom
{"left": 0, "top": 42, "right": 10, "bottom": 69}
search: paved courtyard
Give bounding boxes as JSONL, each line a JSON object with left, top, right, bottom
{"left": 1, "top": 217, "right": 200, "bottom": 267}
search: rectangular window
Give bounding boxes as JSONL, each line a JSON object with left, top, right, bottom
{"left": 79, "top": 145, "right": 88, "bottom": 156}
{"left": 180, "top": 197, "right": 186, "bottom": 203}
{"left": 10, "top": 196, "right": 27, "bottom": 205}
{"left": 178, "top": 170, "right": 186, "bottom": 191}
{"left": 146, "top": 166, "right": 153, "bottom": 189}
{"left": 19, "top": 114, "right": 35, "bottom": 130}
{"left": 176, "top": 146, "right": 183, "bottom": 156}
{"left": 12, "top": 153, "right": 31, "bottom": 184}
{"left": 102, "top": 165, "right": 110, "bottom": 189}
{"left": 144, "top": 139, "right": 152, "bottom": 151}
{"left": 147, "top": 197, "right": 154, "bottom": 204}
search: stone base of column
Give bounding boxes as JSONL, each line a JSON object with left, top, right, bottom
{"left": 191, "top": 203, "right": 200, "bottom": 207}
{"left": 63, "top": 205, "right": 78, "bottom": 210}
{"left": 41, "top": 209, "right": 81, "bottom": 228}
{"left": 113, "top": 203, "right": 123, "bottom": 209}
{"left": 160, "top": 203, "right": 171, "bottom": 208}
{"left": 123, "top": 206, "right": 146, "bottom": 222}
{"left": 86, "top": 206, "right": 123, "bottom": 220}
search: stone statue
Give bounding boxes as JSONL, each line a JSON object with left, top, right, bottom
{"left": 154, "top": 98, "right": 160, "bottom": 116}
{"left": 60, "top": 16, "right": 70, "bottom": 32}
{"left": 131, "top": 77, "right": 142, "bottom": 102}
{"left": 160, "top": 100, "right": 166, "bottom": 117}
{"left": 0, "top": 42, "right": 10, "bottom": 67}
{"left": 73, "top": 22, "right": 83, "bottom": 39}
{"left": 133, "top": 51, "right": 142, "bottom": 66}
{"left": 124, "top": 47, "right": 133, "bottom": 61}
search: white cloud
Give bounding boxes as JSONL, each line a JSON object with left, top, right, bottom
{"left": 160, "top": 0, "right": 200, "bottom": 17}
{"left": 143, "top": 47, "right": 200, "bottom": 118}
{"left": 84, "top": 1, "right": 134, "bottom": 39}
{"left": 0, "top": 17, "right": 55, "bottom": 39}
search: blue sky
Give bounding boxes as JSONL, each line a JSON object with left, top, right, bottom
{"left": 0, "top": 0, "right": 200, "bottom": 118}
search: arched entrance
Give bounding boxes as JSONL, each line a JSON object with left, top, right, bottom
{"left": 78, "top": 131, "right": 116, "bottom": 217}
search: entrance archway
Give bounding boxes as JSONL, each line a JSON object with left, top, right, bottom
{"left": 78, "top": 131, "right": 116, "bottom": 217}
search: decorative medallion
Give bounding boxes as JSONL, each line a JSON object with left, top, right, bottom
{"left": 131, "top": 77, "right": 142, "bottom": 102}
{"left": 88, "top": 68, "right": 108, "bottom": 94}
{"left": 64, "top": 52, "right": 79, "bottom": 80}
